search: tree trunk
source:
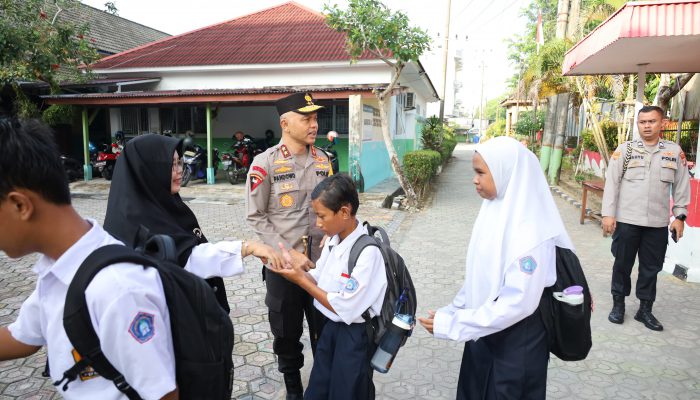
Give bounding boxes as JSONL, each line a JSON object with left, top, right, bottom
{"left": 378, "top": 94, "right": 417, "bottom": 208}
{"left": 540, "top": 95, "right": 558, "bottom": 172}
{"left": 653, "top": 73, "right": 694, "bottom": 112}
{"left": 575, "top": 77, "right": 610, "bottom": 166}
{"left": 548, "top": 92, "right": 570, "bottom": 185}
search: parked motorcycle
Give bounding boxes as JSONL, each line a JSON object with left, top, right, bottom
{"left": 222, "top": 139, "right": 261, "bottom": 184}
{"left": 319, "top": 130, "right": 340, "bottom": 174}
{"left": 94, "top": 141, "right": 122, "bottom": 180}
{"left": 181, "top": 144, "right": 220, "bottom": 186}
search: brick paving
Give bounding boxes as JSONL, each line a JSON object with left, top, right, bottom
{"left": 0, "top": 143, "right": 699, "bottom": 399}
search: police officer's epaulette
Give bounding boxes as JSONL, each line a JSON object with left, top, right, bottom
{"left": 311, "top": 146, "right": 328, "bottom": 162}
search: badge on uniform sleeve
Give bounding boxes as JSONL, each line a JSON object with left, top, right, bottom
{"left": 252, "top": 165, "right": 267, "bottom": 177}
{"left": 250, "top": 173, "right": 264, "bottom": 192}
{"left": 129, "top": 312, "right": 155, "bottom": 344}
{"left": 519, "top": 256, "right": 537, "bottom": 275}
{"left": 344, "top": 277, "right": 359, "bottom": 293}
{"left": 611, "top": 150, "right": 620, "bottom": 160}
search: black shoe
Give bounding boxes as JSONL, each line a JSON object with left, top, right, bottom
{"left": 634, "top": 300, "right": 663, "bottom": 331}
{"left": 284, "top": 372, "right": 304, "bottom": 399}
{"left": 608, "top": 295, "right": 625, "bottom": 324}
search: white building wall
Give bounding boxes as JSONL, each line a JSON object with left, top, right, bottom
{"left": 154, "top": 66, "right": 392, "bottom": 91}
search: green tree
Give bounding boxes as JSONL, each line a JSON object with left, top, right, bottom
{"left": 325, "top": 0, "right": 430, "bottom": 208}
{"left": 0, "top": 0, "right": 99, "bottom": 117}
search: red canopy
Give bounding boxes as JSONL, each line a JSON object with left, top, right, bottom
{"left": 562, "top": 1, "right": 700, "bottom": 76}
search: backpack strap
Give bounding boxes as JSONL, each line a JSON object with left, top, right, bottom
{"left": 620, "top": 141, "right": 632, "bottom": 181}
{"left": 58, "top": 243, "right": 160, "bottom": 400}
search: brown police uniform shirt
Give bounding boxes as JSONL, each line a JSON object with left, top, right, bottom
{"left": 246, "top": 143, "right": 333, "bottom": 261}
{"left": 602, "top": 139, "right": 690, "bottom": 228}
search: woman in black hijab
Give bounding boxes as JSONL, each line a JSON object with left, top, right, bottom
{"left": 104, "top": 134, "right": 281, "bottom": 312}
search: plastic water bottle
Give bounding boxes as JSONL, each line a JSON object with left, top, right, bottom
{"left": 370, "top": 314, "right": 412, "bottom": 373}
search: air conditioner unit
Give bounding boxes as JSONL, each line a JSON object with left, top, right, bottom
{"left": 404, "top": 93, "right": 415, "bottom": 110}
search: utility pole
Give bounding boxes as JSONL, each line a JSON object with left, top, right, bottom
{"left": 438, "top": 0, "right": 452, "bottom": 123}
{"left": 479, "top": 60, "right": 485, "bottom": 134}
{"left": 556, "top": 0, "right": 570, "bottom": 39}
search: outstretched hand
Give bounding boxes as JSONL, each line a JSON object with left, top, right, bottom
{"left": 247, "top": 242, "right": 284, "bottom": 270}
{"left": 274, "top": 243, "right": 315, "bottom": 284}
{"left": 417, "top": 310, "right": 436, "bottom": 335}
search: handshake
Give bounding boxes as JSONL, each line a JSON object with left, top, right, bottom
{"left": 244, "top": 241, "right": 315, "bottom": 274}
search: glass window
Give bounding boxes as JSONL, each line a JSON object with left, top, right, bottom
{"left": 121, "top": 108, "right": 138, "bottom": 135}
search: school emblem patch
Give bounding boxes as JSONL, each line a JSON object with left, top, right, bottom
{"left": 344, "top": 277, "right": 359, "bottom": 293}
{"left": 519, "top": 256, "right": 537, "bottom": 275}
{"left": 280, "top": 194, "right": 294, "bottom": 208}
{"left": 129, "top": 312, "right": 155, "bottom": 344}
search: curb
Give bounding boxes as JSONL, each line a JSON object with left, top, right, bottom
{"left": 550, "top": 186, "right": 603, "bottom": 225}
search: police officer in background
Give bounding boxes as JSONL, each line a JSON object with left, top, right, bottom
{"left": 246, "top": 92, "right": 332, "bottom": 399}
{"left": 602, "top": 105, "right": 690, "bottom": 331}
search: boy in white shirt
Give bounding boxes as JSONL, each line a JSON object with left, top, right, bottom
{"left": 0, "top": 118, "right": 280, "bottom": 399}
{"left": 276, "top": 174, "right": 387, "bottom": 400}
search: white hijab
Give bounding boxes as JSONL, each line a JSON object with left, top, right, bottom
{"left": 463, "top": 136, "right": 574, "bottom": 308}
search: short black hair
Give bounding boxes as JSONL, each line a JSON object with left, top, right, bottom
{"left": 0, "top": 118, "right": 71, "bottom": 204}
{"left": 311, "top": 174, "right": 359, "bottom": 216}
{"left": 638, "top": 105, "right": 665, "bottom": 118}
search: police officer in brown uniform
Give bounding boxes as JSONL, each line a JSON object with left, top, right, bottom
{"left": 602, "top": 105, "right": 690, "bottom": 331}
{"left": 246, "top": 92, "right": 332, "bottom": 399}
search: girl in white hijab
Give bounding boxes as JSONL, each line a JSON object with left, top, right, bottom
{"left": 419, "top": 136, "right": 574, "bottom": 399}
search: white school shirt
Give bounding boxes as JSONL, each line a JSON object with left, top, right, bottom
{"left": 309, "top": 221, "right": 387, "bottom": 324}
{"left": 8, "top": 220, "right": 244, "bottom": 400}
{"left": 433, "top": 240, "right": 556, "bottom": 342}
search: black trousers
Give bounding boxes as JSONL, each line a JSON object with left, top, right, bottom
{"left": 456, "top": 311, "right": 548, "bottom": 400}
{"left": 264, "top": 270, "right": 321, "bottom": 373}
{"left": 610, "top": 222, "right": 668, "bottom": 301}
{"left": 305, "top": 319, "right": 375, "bottom": 400}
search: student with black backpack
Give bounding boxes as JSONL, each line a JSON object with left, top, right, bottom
{"left": 419, "top": 137, "right": 576, "bottom": 399}
{"left": 275, "top": 174, "right": 387, "bottom": 400}
{"left": 0, "top": 120, "right": 281, "bottom": 399}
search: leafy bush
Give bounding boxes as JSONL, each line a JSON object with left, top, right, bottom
{"left": 403, "top": 150, "right": 441, "bottom": 195}
{"left": 514, "top": 111, "right": 544, "bottom": 137}
{"left": 580, "top": 119, "right": 618, "bottom": 153}
{"left": 484, "top": 120, "right": 506, "bottom": 140}
{"left": 43, "top": 105, "right": 75, "bottom": 126}
{"left": 421, "top": 116, "right": 443, "bottom": 151}
{"left": 440, "top": 138, "right": 457, "bottom": 162}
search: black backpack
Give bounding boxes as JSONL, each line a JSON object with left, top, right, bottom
{"left": 348, "top": 222, "right": 417, "bottom": 347}
{"left": 539, "top": 246, "right": 593, "bottom": 361}
{"left": 56, "top": 235, "right": 234, "bottom": 400}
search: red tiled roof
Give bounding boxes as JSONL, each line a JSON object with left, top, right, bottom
{"left": 92, "top": 2, "right": 377, "bottom": 70}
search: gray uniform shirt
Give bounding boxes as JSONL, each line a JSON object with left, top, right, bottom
{"left": 602, "top": 139, "right": 690, "bottom": 228}
{"left": 246, "top": 143, "right": 332, "bottom": 261}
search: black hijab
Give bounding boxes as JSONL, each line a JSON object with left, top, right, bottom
{"left": 104, "top": 134, "right": 230, "bottom": 311}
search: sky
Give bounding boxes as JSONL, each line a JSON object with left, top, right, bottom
{"left": 82, "top": 0, "right": 531, "bottom": 115}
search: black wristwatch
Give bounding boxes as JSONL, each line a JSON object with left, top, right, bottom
{"left": 676, "top": 214, "right": 687, "bottom": 222}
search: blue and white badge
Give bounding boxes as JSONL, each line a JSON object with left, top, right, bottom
{"left": 519, "top": 256, "right": 537, "bottom": 274}
{"left": 344, "top": 277, "right": 359, "bottom": 293}
{"left": 129, "top": 312, "right": 155, "bottom": 343}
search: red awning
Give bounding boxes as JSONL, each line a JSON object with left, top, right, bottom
{"left": 563, "top": 1, "right": 700, "bottom": 76}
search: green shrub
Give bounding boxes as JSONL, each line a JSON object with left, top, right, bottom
{"left": 484, "top": 120, "right": 506, "bottom": 140}
{"left": 580, "top": 119, "right": 618, "bottom": 153}
{"left": 440, "top": 138, "right": 457, "bottom": 162}
{"left": 514, "top": 111, "right": 544, "bottom": 137}
{"left": 421, "top": 116, "right": 443, "bottom": 151}
{"left": 403, "top": 149, "right": 441, "bottom": 191}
